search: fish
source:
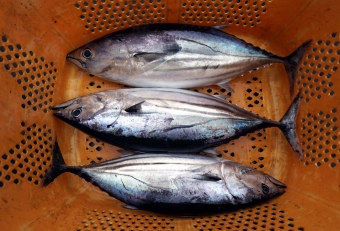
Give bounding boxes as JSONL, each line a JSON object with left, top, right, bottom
{"left": 67, "top": 24, "right": 311, "bottom": 95}
{"left": 42, "top": 141, "right": 286, "bottom": 213}
{"left": 52, "top": 88, "right": 303, "bottom": 160}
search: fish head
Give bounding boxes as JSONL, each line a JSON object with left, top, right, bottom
{"left": 67, "top": 37, "right": 131, "bottom": 80}
{"left": 237, "top": 165, "right": 286, "bottom": 201}
{"left": 222, "top": 162, "right": 286, "bottom": 204}
{"left": 52, "top": 91, "right": 124, "bottom": 131}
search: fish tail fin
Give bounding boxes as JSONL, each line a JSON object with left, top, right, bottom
{"left": 284, "top": 40, "right": 312, "bottom": 96}
{"left": 279, "top": 92, "right": 303, "bottom": 160}
{"left": 41, "top": 141, "right": 68, "bottom": 187}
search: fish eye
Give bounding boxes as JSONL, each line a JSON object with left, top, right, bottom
{"left": 82, "top": 49, "right": 92, "bottom": 59}
{"left": 71, "top": 108, "right": 82, "bottom": 118}
{"left": 261, "top": 183, "right": 269, "bottom": 194}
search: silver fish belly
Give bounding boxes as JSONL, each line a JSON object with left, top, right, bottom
{"left": 53, "top": 88, "right": 303, "bottom": 160}
{"left": 42, "top": 142, "right": 286, "bottom": 211}
{"left": 67, "top": 24, "right": 311, "bottom": 95}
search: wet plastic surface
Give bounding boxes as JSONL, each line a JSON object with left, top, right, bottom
{"left": 0, "top": 0, "right": 339, "bottom": 230}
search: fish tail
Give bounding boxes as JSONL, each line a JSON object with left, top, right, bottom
{"left": 279, "top": 92, "right": 303, "bottom": 160}
{"left": 284, "top": 40, "right": 312, "bottom": 96}
{"left": 41, "top": 141, "right": 69, "bottom": 187}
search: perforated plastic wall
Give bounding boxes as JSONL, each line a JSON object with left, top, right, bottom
{"left": 0, "top": 0, "right": 339, "bottom": 230}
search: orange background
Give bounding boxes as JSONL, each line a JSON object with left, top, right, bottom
{"left": 0, "top": 0, "right": 339, "bottom": 230}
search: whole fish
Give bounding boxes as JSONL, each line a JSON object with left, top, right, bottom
{"left": 42, "top": 142, "right": 286, "bottom": 213}
{"left": 53, "top": 88, "right": 303, "bottom": 160}
{"left": 67, "top": 24, "right": 311, "bottom": 95}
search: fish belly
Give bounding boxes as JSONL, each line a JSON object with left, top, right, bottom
{"left": 107, "top": 114, "right": 263, "bottom": 152}
{"left": 83, "top": 169, "right": 232, "bottom": 207}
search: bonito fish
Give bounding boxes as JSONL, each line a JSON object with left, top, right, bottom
{"left": 42, "top": 142, "right": 286, "bottom": 212}
{"left": 53, "top": 88, "right": 303, "bottom": 160}
{"left": 67, "top": 24, "right": 311, "bottom": 95}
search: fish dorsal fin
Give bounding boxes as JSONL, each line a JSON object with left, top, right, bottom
{"left": 191, "top": 162, "right": 222, "bottom": 181}
{"left": 211, "top": 25, "right": 229, "bottom": 30}
{"left": 133, "top": 52, "right": 168, "bottom": 63}
{"left": 124, "top": 95, "right": 145, "bottom": 113}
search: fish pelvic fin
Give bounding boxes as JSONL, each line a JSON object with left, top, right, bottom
{"left": 279, "top": 92, "right": 303, "bottom": 161}
{"left": 202, "top": 148, "right": 221, "bottom": 156}
{"left": 217, "top": 81, "right": 234, "bottom": 93}
{"left": 41, "top": 141, "right": 70, "bottom": 187}
{"left": 284, "top": 40, "right": 312, "bottom": 96}
{"left": 122, "top": 204, "right": 140, "bottom": 210}
{"left": 212, "top": 93, "right": 231, "bottom": 100}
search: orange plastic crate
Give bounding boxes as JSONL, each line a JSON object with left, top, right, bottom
{"left": 0, "top": 0, "right": 339, "bottom": 230}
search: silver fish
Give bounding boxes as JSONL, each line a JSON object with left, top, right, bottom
{"left": 42, "top": 142, "right": 286, "bottom": 213}
{"left": 53, "top": 88, "right": 303, "bottom": 160}
{"left": 67, "top": 24, "right": 311, "bottom": 95}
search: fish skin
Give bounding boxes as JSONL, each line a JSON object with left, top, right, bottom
{"left": 42, "top": 142, "right": 286, "bottom": 212}
{"left": 52, "top": 88, "right": 303, "bottom": 160}
{"left": 67, "top": 24, "right": 311, "bottom": 95}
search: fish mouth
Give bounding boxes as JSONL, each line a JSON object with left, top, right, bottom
{"left": 53, "top": 111, "right": 64, "bottom": 119}
{"left": 52, "top": 99, "right": 78, "bottom": 118}
{"left": 66, "top": 55, "right": 87, "bottom": 70}
{"left": 53, "top": 111, "right": 80, "bottom": 127}
{"left": 52, "top": 99, "right": 76, "bottom": 111}
{"left": 52, "top": 106, "right": 66, "bottom": 119}
{"left": 267, "top": 176, "right": 286, "bottom": 191}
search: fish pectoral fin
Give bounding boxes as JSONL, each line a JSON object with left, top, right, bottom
{"left": 133, "top": 52, "right": 168, "bottom": 63}
{"left": 202, "top": 173, "right": 222, "bottom": 181}
{"left": 125, "top": 101, "right": 145, "bottom": 113}
{"left": 124, "top": 95, "right": 145, "bottom": 113}
{"left": 191, "top": 163, "right": 223, "bottom": 182}
{"left": 217, "top": 81, "right": 234, "bottom": 93}
{"left": 202, "top": 148, "right": 221, "bottom": 156}
{"left": 122, "top": 204, "right": 139, "bottom": 210}
{"left": 191, "top": 173, "right": 222, "bottom": 182}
